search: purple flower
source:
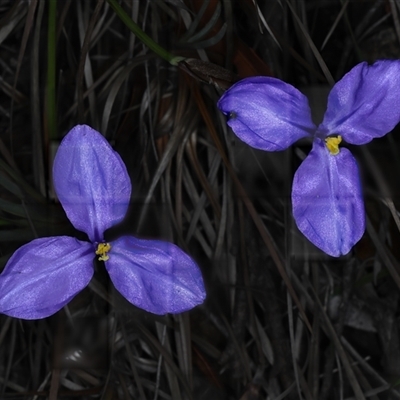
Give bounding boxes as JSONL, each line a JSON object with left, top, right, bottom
{"left": 218, "top": 60, "right": 400, "bottom": 257}
{"left": 0, "top": 125, "right": 205, "bottom": 319}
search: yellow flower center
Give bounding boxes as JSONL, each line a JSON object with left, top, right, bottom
{"left": 95, "top": 242, "right": 111, "bottom": 261}
{"left": 325, "top": 135, "right": 342, "bottom": 155}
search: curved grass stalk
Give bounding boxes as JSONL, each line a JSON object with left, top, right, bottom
{"left": 107, "top": 0, "right": 184, "bottom": 66}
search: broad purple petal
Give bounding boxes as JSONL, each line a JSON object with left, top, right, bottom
{"left": 105, "top": 236, "right": 205, "bottom": 314}
{"left": 53, "top": 125, "right": 132, "bottom": 243}
{"left": 0, "top": 236, "right": 94, "bottom": 319}
{"left": 218, "top": 77, "right": 315, "bottom": 151}
{"left": 319, "top": 60, "right": 400, "bottom": 144}
{"left": 292, "top": 140, "right": 365, "bottom": 256}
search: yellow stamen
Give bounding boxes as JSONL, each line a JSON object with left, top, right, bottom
{"left": 325, "top": 135, "right": 342, "bottom": 155}
{"left": 95, "top": 242, "right": 111, "bottom": 261}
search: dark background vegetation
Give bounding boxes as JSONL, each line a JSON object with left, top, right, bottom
{"left": 0, "top": 0, "right": 400, "bottom": 399}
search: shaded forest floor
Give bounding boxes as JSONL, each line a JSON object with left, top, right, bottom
{"left": 0, "top": 0, "right": 400, "bottom": 399}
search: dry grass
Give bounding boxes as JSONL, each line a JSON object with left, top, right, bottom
{"left": 0, "top": 0, "right": 400, "bottom": 399}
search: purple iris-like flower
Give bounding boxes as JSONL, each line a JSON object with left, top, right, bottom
{"left": 0, "top": 125, "right": 205, "bottom": 319}
{"left": 218, "top": 60, "right": 400, "bottom": 257}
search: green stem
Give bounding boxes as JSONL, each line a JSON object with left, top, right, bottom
{"left": 107, "top": 0, "right": 184, "bottom": 66}
{"left": 47, "top": 0, "right": 57, "bottom": 140}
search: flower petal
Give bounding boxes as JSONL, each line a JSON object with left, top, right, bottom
{"left": 218, "top": 77, "right": 315, "bottom": 151}
{"left": 105, "top": 236, "right": 205, "bottom": 314}
{"left": 0, "top": 237, "right": 94, "bottom": 319}
{"left": 292, "top": 140, "right": 365, "bottom": 256}
{"left": 53, "top": 125, "right": 132, "bottom": 243}
{"left": 319, "top": 60, "right": 400, "bottom": 144}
